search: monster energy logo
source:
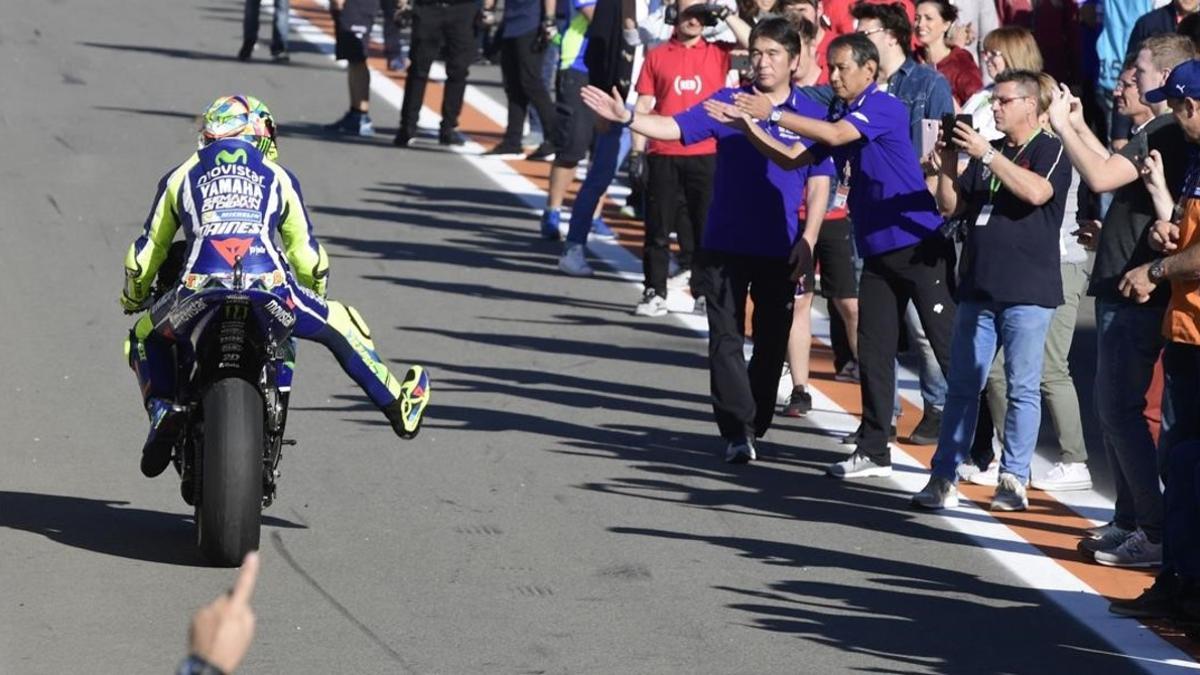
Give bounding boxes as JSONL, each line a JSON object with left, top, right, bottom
{"left": 215, "top": 148, "right": 248, "bottom": 165}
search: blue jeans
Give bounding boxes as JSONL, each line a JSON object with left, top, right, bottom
{"left": 907, "top": 301, "right": 947, "bottom": 410}
{"left": 243, "top": 0, "right": 290, "bottom": 54}
{"left": 932, "top": 302, "right": 1054, "bottom": 483}
{"left": 1095, "top": 300, "right": 1165, "bottom": 537}
{"left": 565, "top": 122, "right": 629, "bottom": 245}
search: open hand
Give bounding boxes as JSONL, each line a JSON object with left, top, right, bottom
{"left": 703, "top": 98, "right": 750, "bottom": 128}
{"left": 732, "top": 91, "right": 774, "bottom": 121}
{"left": 580, "top": 86, "right": 632, "bottom": 124}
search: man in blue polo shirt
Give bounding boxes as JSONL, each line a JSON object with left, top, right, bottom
{"left": 580, "top": 17, "right": 835, "bottom": 463}
{"left": 712, "top": 32, "right": 956, "bottom": 478}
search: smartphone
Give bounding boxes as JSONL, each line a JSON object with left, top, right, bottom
{"left": 942, "top": 113, "right": 974, "bottom": 143}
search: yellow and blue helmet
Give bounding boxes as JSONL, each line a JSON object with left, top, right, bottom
{"left": 199, "top": 94, "right": 278, "bottom": 160}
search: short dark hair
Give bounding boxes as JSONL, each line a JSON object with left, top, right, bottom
{"left": 787, "top": 16, "right": 818, "bottom": 46}
{"left": 850, "top": 2, "right": 912, "bottom": 56}
{"left": 917, "top": 0, "right": 958, "bottom": 23}
{"left": 993, "top": 68, "right": 1042, "bottom": 99}
{"left": 827, "top": 33, "right": 880, "bottom": 69}
{"left": 750, "top": 16, "right": 803, "bottom": 58}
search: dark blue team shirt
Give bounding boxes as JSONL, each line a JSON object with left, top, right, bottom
{"left": 501, "top": 0, "right": 542, "bottom": 37}
{"left": 811, "top": 83, "right": 944, "bottom": 258}
{"left": 674, "top": 86, "right": 836, "bottom": 258}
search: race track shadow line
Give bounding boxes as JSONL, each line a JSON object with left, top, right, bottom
{"left": 400, "top": 327, "right": 708, "bottom": 370}
{"left": 363, "top": 276, "right": 631, "bottom": 313}
{"left": 0, "top": 491, "right": 304, "bottom": 567}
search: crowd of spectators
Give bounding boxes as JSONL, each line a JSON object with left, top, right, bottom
{"left": 241, "top": 0, "right": 1200, "bottom": 635}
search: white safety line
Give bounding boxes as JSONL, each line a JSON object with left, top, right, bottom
{"left": 285, "top": 8, "right": 1194, "bottom": 670}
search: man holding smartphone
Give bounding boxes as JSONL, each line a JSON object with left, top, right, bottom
{"left": 913, "top": 69, "right": 1072, "bottom": 512}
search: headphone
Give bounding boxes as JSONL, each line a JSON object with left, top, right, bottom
{"left": 665, "top": 0, "right": 679, "bottom": 25}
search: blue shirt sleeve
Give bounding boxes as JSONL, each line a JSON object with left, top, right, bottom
{"left": 674, "top": 88, "right": 733, "bottom": 146}
{"left": 574, "top": 0, "right": 596, "bottom": 8}
{"left": 809, "top": 151, "right": 836, "bottom": 179}
{"left": 842, "top": 93, "right": 902, "bottom": 142}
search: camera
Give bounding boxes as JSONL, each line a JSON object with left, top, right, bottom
{"left": 669, "top": 2, "right": 729, "bottom": 27}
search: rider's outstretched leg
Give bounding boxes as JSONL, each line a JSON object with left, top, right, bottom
{"left": 292, "top": 293, "right": 430, "bottom": 439}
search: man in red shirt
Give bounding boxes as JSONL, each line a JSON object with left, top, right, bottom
{"left": 633, "top": 0, "right": 750, "bottom": 317}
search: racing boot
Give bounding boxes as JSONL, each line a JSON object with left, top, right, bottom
{"left": 384, "top": 366, "right": 430, "bottom": 439}
{"left": 141, "top": 398, "right": 185, "bottom": 477}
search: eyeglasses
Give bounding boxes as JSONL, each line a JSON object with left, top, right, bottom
{"left": 983, "top": 49, "right": 1003, "bottom": 59}
{"left": 857, "top": 27, "right": 886, "bottom": 36}
{"left": 993, "top": 95, "right": 1032, "bottom": 106}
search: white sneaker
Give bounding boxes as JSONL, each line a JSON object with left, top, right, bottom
{"left": 912, "top": 475, "right": 959, "bottom": 509}
{"left": 967, "top": 461, "right": 999, "bottom": 487}
{"left": 633, "top": 289, "right": 668, "bottom": 317}
{"left": 1031, "top": 462, "right": 1093, "bottom": 491}
{"left": 1094, "top": 529, "right": 1162, "bottom": 568}
{"left": 724, "top": 438, "right": 756, "bottom": 464}
{"left": 827, "top": 452, "right": 892, "bottom": 479}
{"left": 558, "top": 244, "right": 593, "bottom": 277}
{"left": 667, "top": 269, "right": 692, "bottom": 290}
{"left": 991, "top": 472, "right": 1029, "bottom": 511}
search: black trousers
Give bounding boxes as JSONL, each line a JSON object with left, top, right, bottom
{"left": 857, "top": 236, "right": 957, "bottom": 463}
{"left": 697, "top": 250, "right": 795, "bottom": 441}
{"left": 644, "top": 153, "right": 715, "bottom": 297}
{"left": 498, "top": 29, "right": 556, "bottom": 146}
{"left": 399, "top": 2, "right": 476, "bottom": 135}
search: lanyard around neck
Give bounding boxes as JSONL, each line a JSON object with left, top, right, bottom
{"left": 987, "top": 128, "right": 1041, "bottom": 202}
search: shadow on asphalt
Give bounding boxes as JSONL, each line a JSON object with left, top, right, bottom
{"left": 0, "top": 491, "right": 304, "bottom": 567}
{"left": 78, "top": 41, "right": 334, "bottom": 70}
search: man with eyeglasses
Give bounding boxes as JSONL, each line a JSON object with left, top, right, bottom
{"left": 1046, "top": 35, "right": 1195, "bottom": 568}
{"left": 911, "top": 69, "right": 1072, "bottom": 511}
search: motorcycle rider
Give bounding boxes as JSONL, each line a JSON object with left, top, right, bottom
{"left": 121, "top": 94, "right": 431, "bottom": 478}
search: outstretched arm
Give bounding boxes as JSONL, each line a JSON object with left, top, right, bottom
{"left": 580, "top": 85, "right": 682, "bottom": 141}
{"left": 701, "top": 98, "right": 816, "bottom": 169}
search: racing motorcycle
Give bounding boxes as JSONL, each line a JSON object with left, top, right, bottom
{"left": 143, "top": 244, "right": 297, "bottom": 566}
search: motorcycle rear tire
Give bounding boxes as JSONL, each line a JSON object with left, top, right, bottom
{"left": 197, "top": 377, "right": 264, "bottom": 567}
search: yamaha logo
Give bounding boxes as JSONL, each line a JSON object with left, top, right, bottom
{"left": 673, "top": 75, "right": 703, "bottom": 96}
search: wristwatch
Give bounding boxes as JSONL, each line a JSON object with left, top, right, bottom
{"left": 768, "top": 109, "right": 783, "bottom": 126}
{"left": 1149, "top": 257, "right": 1167, "bottom": 284}
{"left": 980, "top": 148, "right": 996, "bottom": 166}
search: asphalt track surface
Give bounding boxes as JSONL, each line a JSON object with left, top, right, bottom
{"left": 0, "top": 1, "right": 1194, "bottom": 673}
